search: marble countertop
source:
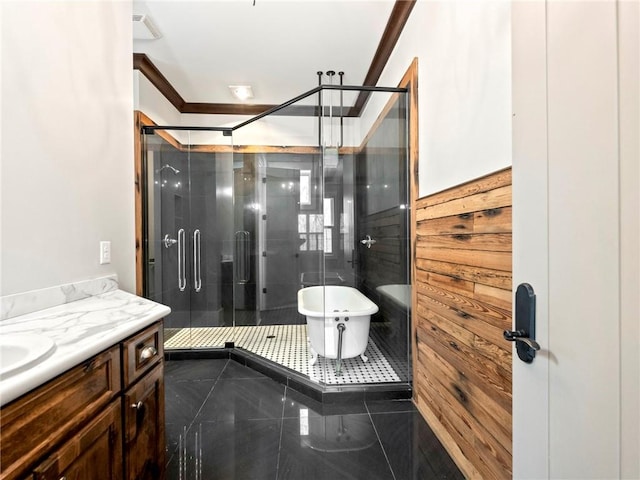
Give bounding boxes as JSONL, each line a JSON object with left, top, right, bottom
{"left": 0, "top": 289, "right": 170, "bottom": 407}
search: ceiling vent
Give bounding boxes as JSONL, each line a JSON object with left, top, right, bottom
{"left": 133, "top": 14, "right": 162, "bottom": 40}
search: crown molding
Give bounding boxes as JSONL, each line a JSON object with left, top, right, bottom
{"left": 349, "top": 0, "right": 416, "bottom": 116}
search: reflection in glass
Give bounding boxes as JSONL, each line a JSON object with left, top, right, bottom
{"left": 142, "top": 86, "right": 411, "bottom": 388}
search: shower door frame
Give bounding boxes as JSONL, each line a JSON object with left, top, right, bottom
{"left": 139, "top": 126, "right": 236, "bottom": 339}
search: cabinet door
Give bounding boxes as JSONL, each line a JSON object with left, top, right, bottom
{"left": 123, "top": 362, "right": 165, "bottom": 480}
{"left": 1, "top": 346, "right": 120, "bottom": 480}
{"left": 32, "top": 400, "right": 122, "bottom": 480}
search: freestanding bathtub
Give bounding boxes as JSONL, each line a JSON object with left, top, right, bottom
{"left": 297, "top": 286, "right": 379, "bottom": 373}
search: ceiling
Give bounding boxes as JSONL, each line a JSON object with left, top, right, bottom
{"left": 132, "top": 0, "right": 399, "bottom": 112}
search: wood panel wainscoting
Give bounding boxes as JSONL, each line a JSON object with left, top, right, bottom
{"left": 412, "top": 168, "right": 512, "bottom": 479}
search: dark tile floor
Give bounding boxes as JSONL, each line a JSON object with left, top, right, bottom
{"left": 164, "top": 359, "right": 463, "bottom": 480}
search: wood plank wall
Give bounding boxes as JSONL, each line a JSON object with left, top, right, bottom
{"left": 413, "top": 168, "right": 512, "bottom": 479}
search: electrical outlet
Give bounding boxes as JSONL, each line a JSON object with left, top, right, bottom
{"left": 100, "top": 241, "right": 111, "bottom": 265}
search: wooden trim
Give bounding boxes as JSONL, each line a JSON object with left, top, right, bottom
{"left": 189, "top": 144, "right": 358, "bottom": 155}
{"left": 349, "top": 0, "right": 417, "bottom": 116}
{"left": 181, "top": 102, "right": 281, "bottom": 116}
{"left": 134, "top": 112, "right": 351, "bottom": 154}
{"left": 417, "top": 167, "right": 512, "bottom": 209}
{"left": 366, "top": 0, "right": 417, "bottom": 89}
{"left": 193, "top": 145, "right": 315, "bottom": 154}
{"left": 134, "top": 1, "right": 416, "bottom": 118}
{"left": 181, "top": 103, "right": 343, "bottom": 117}
{"left": 356, "top": 58, "right": 418, "bottom": 153}
{"left": 134, "top": 112, "right": 143, "bottom": 296}
{"left": 401, "top": 57, "right": 419, "bottom": 422}
{"left": 133, "top": 53, "right": 277, "bottom": 116}
{"left": 138, "top": 113, "right": 181, "bottom": 151}
{"left": 133, "top": 53, "right": 185, "bottom": 112}
{"left": 357, "top": 93, "right": 402, "bottom": 152}
{"left": 134, "top": 112, "right": 182, "bottom": 296}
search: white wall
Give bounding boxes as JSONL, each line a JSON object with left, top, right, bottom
{"left": 1, "top": 1, "right": 135, "bottom": 295}
{"left": 370, "top": 0, "right": 511, "bottom": 197}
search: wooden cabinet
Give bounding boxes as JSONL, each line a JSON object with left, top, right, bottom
{"left": 32, "top": 400, "right": 123, "bottom": 480}
{"left": 122, "top": 323, "right": 163, "bottom": 388}
{"left": 0, "top": 321, "right": 165, "bottom": 480}
{"left": 123, "top": 363, "right": 165, "bottom": 480}
{"left": 0, "top": 346, "right": 120, "bottom": 480}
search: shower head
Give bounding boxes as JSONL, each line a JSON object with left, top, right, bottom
{"left": 157, "top": 164, "right": 180, "bottom": 175}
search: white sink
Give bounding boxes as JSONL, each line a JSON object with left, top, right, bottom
{"left": 0, "top": 334, "right": 56, "bottom": 379}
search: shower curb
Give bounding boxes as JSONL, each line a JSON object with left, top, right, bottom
{"left": 164, "top": 347, "right": 412, "bottom": 405}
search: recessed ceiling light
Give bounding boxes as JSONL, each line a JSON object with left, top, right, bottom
{"left": 229, "top": 85, "right": 254, "bottom": 101}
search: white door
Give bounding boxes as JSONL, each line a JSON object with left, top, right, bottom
{"left": 512, "top": 1, "right": 639, "bottom": 479}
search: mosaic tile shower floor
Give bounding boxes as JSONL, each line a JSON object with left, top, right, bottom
{"left": 164, "top": 324, "right": 401, "bottom": 385}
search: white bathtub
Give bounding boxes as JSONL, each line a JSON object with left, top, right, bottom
{"left": 297, "top": 286, "right": 379, "bottom": 365}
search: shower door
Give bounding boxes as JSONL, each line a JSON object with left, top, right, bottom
{"left": 233, "top": 157, "right": 306, "bottom": 325}
{"left": 145, "top": 133, "right": 315, "bottom": 339}
{"left": 260, "top": 166, "right": 301, "bottom": 318}
{"left": 144, "top": 131, "right": 238, "bottom": 346}
{"left": 231, "top": 154, "right": 259, "bottom": 326}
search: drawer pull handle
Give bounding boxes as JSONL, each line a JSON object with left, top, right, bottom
{"left": 139, "top": 345, "right": 157, "bottom": 362}
{"left": 131, "top": 401, "right": 144, "bottom": 410}
{"left": 83, "top": 359, "right": 96, "bottom": 372}
{"left": 59, "top": 477, "right": 67, "bottom": 480}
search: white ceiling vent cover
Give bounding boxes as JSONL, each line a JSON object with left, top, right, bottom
{"left": 133, "top": 14, "right": 162, "bottom": 40}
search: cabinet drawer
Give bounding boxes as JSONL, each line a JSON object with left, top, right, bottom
{"left": 0, "top": 346, "right": 120, "bottom": 480}
{"left": 32, "top": 399, "right": 123, "bottom": 480}
{"left": 122, "top": 321, "right": 163, "bottom": 388}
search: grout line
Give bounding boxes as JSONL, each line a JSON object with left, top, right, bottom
{"left": 274, "top": 385, "right": 288, "bottom": 480}
{"left": 366, "top": 401, "right": 397, "bottom": 480}
{"left": 164, "top": 357, "right": 230, "bottom": 463}
{"left": 185, "top": 358, "right": 228, "bottom": 435}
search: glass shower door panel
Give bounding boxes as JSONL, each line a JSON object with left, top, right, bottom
{"left": 144, "top": 132, "right": 192, "bottom": 345}
{"left": 263, "top": 167, "right": 301, "bottom": 318}
{"left": 144, "top": 130, "right": 234, "bottom": 349}
{"left": 232, "top": 156, "right": 259, "bottom": 326}
{"left": 188, "top": 150, "right": 232, "bottom": 332}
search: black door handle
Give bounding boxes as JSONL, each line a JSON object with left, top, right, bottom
{"left": 504, "top": 329, "right": 540, "bottom": 351}
{"left": 504, "top": 283, "right": 540, "bottom": 363}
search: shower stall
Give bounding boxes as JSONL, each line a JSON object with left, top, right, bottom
{"left": 141, "top": 84, "right": 411, "bottom": 388}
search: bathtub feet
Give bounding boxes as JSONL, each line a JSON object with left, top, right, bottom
{"left": 309, "top": 345, "right": 318, "bottom": 366}
{"left": 360, "top": 353, "right": 368, "bottom": 363}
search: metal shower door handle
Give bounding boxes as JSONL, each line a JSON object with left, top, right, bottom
{"left": 235, "top": 231, "right": 250, "bottom": 284}
{"left": 177, "top": 228, "right": 186, "bottom": 291}
{"left": 193, "top": 229, "right": 202, "bottom": 292}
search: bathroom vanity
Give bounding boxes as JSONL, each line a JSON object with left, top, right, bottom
{"left": 0, "top": 277, "right": 170, "bottom": 480}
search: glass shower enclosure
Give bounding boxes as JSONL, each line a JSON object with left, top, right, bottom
{"left": 141, "top": 85, "right": 411, "bottom": 386}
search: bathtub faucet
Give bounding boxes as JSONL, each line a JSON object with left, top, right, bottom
{"left": 335, "top": 323, "right": 346, "bottom": 376}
